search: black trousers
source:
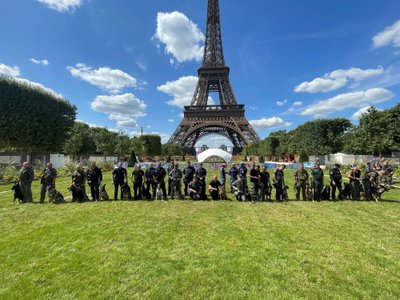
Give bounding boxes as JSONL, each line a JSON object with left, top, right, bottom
{"left": 90, "top": 183, "right": 100, "bottom": 201}
{"left": 134, "top": 182, "right": 142, "bottom": 200}
{"left": 275, "top": 181, "right": 283, "bottom": 201}
{"left": 114, "top": 181, "right": 124, "bottom": 200}
{"left": 313, "top": 182, "right": 323, "bottom": 201}
{"left": 331, "top": 180, "right": 343, "bottom": 200}
{"left": 351, "top": 181, "right": 360, "bottom": 200}
{"left": 145, "top": 180, "right": 154, "bottom": 196}
{"left": 184, "top": 177, "right": 193, "bottom": 195}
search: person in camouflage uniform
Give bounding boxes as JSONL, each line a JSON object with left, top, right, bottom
{"left": 167, "top": 160, "right": 175, "bottom": 196}
{"left": 40, "top": 162, "right": 57, "bottom": 203}
{"left": 362, "top": 167, "right": 380, "bottom": 201}
{"left": 19, "top": 162, "right": 34, "bottom": 203}
{"left": 294, "top": 163, "right": 309, "bottom": 201}
{"left": 169, "top": 163, "right": 183, "bottom": 200}
{"left": 382, "top": 161, "right": 394, "bottom": 187}
{"left": 347, "top": 165, "right": 361, "bottom": 200}
{"left": 71, "top": 164, "right": 86, "bottom": 202}
{"left": 311, "top": 163, "right": 324, "bottom": 201}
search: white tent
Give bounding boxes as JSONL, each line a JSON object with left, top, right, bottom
{"left": 197, "top": 148, "right": 232, "bottom": 163}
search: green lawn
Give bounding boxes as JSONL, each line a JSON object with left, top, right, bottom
{"left": 1, "top": 166, "right": 399, "bottom": 299}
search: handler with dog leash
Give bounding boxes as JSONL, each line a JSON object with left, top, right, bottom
{"left": 19, "top": 162, "right": 34, "bottom": 203}
{"left": 40, "top": 162, "right": 57, "bottom": 203}
{"left": 112, "top": 163, "right": 127, "bottom": 200}
{"left": 87, "top": 162, "right": 103, "bottom": 202}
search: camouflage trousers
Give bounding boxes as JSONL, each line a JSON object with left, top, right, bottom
{"left": 295, "top": 181, "right": 307, "bottom": 201}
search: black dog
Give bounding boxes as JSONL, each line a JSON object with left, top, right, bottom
{"left": 11, "top": 182, "right": 24, "bottom": 203}
{"left": 68, "top": 185, "right": 85, "bottom": 203}
{"left": 322, "top": 185, "right": 331, "bottom": 200}
{"left": 342, "top": 183, "right": 352, "bottom": 199}
{"left": 121, "top": 183, "right": 132, "bottom": 200}
{"left": 141, "top": 184, "right": 152, "bottom": 200}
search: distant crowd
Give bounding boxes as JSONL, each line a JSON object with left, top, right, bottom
{"left": 13, "top": 159, "right": 395, "bottom": 204}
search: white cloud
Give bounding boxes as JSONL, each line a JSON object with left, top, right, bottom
{"left": 67, "top": 63, "right": 137, "bottom": 94}
{"left": 301, "top": 88, "right": 394, "bottom": 117}
{"left": 91, "top": 93, "right": 146, "bottom": 128}
{"left": 295, "top": 66, "right": 385, "bottom": 94}
{"left": 293, "top": 101, "right": 303, "bottom": 106}
{"left": 352, "top": 106, "right": 370, "bottom": 120}
{"left": 276, "top": 99, "right": 287, "bottom": 106}
{"left": 108, "top": 114, "right": 139, "bottom": 128}
{"left": 373, "top": 20, "right": 400, "bottom": 49}
{"left": 37, "top": 0, "right": 82, "bottom": 12}
{"left": 158, "top": 76, "right": 196, "bottom": 108}
{"left": 154, "top": 11, "right": 204, "bottom": 64}
{"left": 250, "top": 117, "right": 292, "bottom": 130}
{"left": 168, "top": 119, "right": 174, "bottom": 123}
{"left": 249, "top": 106, "right": 258, "bottom": 110}
{"left": 30, "top": 58, "right": 49, "bottom": 66}
{"left": 0, "top": 63, "right": 21, "bottom": 77}
{"left": 157, "top": 75, "right": 215, "bottom": 108}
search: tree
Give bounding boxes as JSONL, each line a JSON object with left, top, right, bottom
{"left": 92, "top": 127, "right": 119, "bottom": 157}
{"left": 161, "top": 144, "right": 186, "bottom": 157}
{"left": 114, "top": 133, "right": 131, "bottom": 159}
{"left": 139, "top": 135, "right": 161, "bottom": 156}
{"left": 63, "top": 122, "right": 96, "bottom": 160}
{"left": 128, "top": 150, "right": 137, "bottom": 167}
{"left": 299, "top": 150, "right": 309, "bottom": 163}
{"left": 345, "top": 105, "right": 400, "bottom": 156}
{"left": 0, "top": 77, "right": 76, "bottom": 161}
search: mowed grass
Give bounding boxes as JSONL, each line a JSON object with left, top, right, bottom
{"left": 1, "top": 166, "right": 400, "bottom": 299}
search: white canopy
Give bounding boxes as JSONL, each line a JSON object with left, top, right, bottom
{"left": 197, "top": 148, "right": 232, "bottom": 163}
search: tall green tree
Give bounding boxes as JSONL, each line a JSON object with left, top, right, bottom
{"left": 92, "top": 127, "right": 119, "bottom": 157}
{"left": 63, "top": 122, "right": 96, "bottom": 160}
{"left": 0, "top": 77, "right": 76, "bottom": 160}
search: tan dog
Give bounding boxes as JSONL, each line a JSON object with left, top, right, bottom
{"left": 219, "top": 187, "right": 228, "bottom": 200}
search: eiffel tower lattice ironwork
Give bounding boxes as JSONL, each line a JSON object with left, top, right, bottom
{"left": 167, "top": 0, "right": 261, "bottom": 154}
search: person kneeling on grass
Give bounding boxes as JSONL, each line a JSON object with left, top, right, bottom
{"left": 208, "top": 175, "right": 222, "bottom": 200}
{"left": 232, "top": 175, "right": 246, "bottom": 201}
{"left": 188, "top": 176, "right": 202, "bottom": 200}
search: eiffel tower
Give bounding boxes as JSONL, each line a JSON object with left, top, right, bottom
{"left": 167, "top": 0, "right": 261, "bottom": 154}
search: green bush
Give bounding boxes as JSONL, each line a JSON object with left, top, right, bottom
{"left": 0, "top": 163, "right": 19, "bottom": 184}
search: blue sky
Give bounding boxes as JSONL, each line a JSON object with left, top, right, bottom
{"left": 1, "top": 0, "right": 400, "bottom": 147}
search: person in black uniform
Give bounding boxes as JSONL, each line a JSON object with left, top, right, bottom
{"left": 259, "top": 166, "right": 271, "bottom": 201}
{"left": 188, "top": 176, "right": 202, "bottom": 200}
{"left": 183, "top": 161, "right": 195, "bottom": 196}
{"left": 208, "top": 175, "right": 222, "bottom": 200}
{"left": 144, "top": 163, "right": 155, "bottom": 198}
{"left": 87, "top": 162, "right": 103, "bottom": 202}
{"left": 249, "top": 164, "right": 261, "bottom": 199}
{"left": 228, "top": 163, "right": 239, "bottom": 192}
{"left": 112, "top": 163, "right": 127, "bottom": 200}
{"left": 330, "top": 164, "right": 343, "bottom": 200}
{"left": 132, "top": 164, "right": 144, "bottom": 200}
{"left": 196, "top": 162, "right": 207, "bottom": 199}
{"left": 273, "top": 165, "right": 286, "bottom": 201}
{"left": 153, "top": 161, "right": 167, "bottom": 199}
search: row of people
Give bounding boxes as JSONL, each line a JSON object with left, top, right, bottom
{"left": 16, "top": 159, "right": 395, "bottom": 203}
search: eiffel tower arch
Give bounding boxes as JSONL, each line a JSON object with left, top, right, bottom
{"left": 167, "top": 0, "right": 261, "bottom": 154}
